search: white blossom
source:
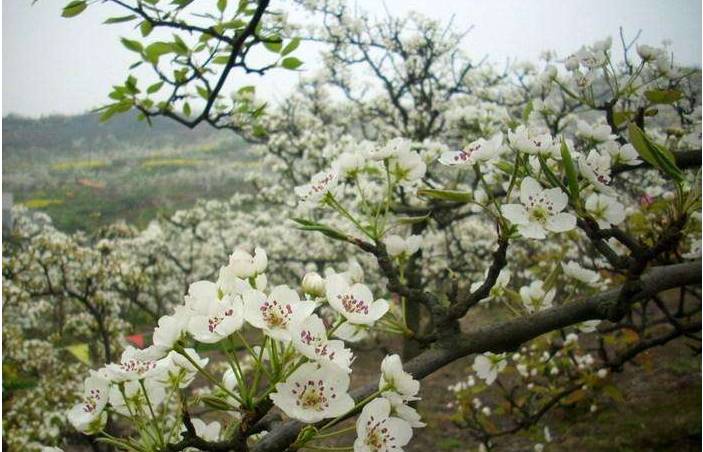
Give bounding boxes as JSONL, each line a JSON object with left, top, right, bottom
{"left": 520, "top": 280, "right": 555, "bottom": 313}
{"left": 269, "top": 362, "right": 354, "bottom": 423}
{"left": 501, "top": 177, "right": 576, "bottom": 239}
{"left": 379, "top": 354, "right": 420, "bottom": 401}
{"left": 354, "top": 398, "right": 413, "bottom": 452}
{"left": 291, "top": 314, "right": 354, "bottom": 372}
{"left": 562, "top": 261, "right": 600, "bottom": 284}
{"left": 243, "top": 285, "right": 315, "bottom": 341}
{"left": 584, "top": 193, "right": 625, "bottom": 228}
{"left": 472, "top": 352, "right": 507, "bottom": 385}
{"left": 325, "top": 274, "right": 389, "bottom": 325}
{"left": 438, "top": 133, "right": 503, "bottom": 166}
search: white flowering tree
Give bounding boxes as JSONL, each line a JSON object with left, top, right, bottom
{"left": 3, "top": 1, "right": 702, "bottom": 451}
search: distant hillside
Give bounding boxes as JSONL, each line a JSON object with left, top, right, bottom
{"left": 2, "top": 111, "right": 255, "bottom": 232}
{"left": 2, "top": 111, "right": 238, "bottom": 157}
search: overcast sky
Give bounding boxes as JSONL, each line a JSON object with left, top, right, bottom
{"left": 3, "top": 0, "right": 701, "bottom": 117}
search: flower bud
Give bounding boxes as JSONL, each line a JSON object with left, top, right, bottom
{"left": 302, "top": 272, "right": 325, "bottom": 297}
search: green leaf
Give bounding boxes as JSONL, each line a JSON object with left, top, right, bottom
{"left": 196, "top": 85, "right": 210, "bottom": 99}
{"left": 537, "top": 156, "right": 565, "bottom": 191}
{"left": 217, "top": 0, "right": 227, "bottom": 12}
{"left": 213, "top": 55, "right": 231, "bottom": 65}
{"left": 183, "top": 102, "right": 192, "bottom": 117}
{"left": 140, "top": 20, "right": 154, "bottom": 37}
{"left": 144, "top": 42, "right": 175, "bottom": 64}
{"left": 603, "top": 384, "right": 624, "bottom": 402}
{"left": 416, "top": 188, "right": 472, "bottom": 203}
{"left": 560, "top": 139, "right": 580, "bottom": 200}
{"left": 66, "top": 343, "right": 90, "bottom": 365}
{"left": 628, "top": 123, "right": 684, "bottom": 182}
{"left": 264, "top": 39, "right": 282, "bottom": 53}
{"left": 613, "top": 111, "right": 634, "bottom": 128}
{"left": 104, "top": 14, "right": 137, "bottom": 24}
{"left": 644, "top": 89, "right": 682, "bottom": 105}
{"left": 147, "top": 81, "right": 164, "bottom": 94}
{"left": 62, "top": 1, "right": 87, "bottom": 18}
{"left": 396, "top": 213, "right": 430, "bottom": 225}
{"left": 281, "top": 37, "right": 301, "bottom": 56}
{"left": 120, "top": 37, "right": 143, "bottom": 54}
{"left": 172, "top": 34, "right": 189, "bottom": 55}
{"left": 281, "top": 57, "right": 303, "bottom": 70}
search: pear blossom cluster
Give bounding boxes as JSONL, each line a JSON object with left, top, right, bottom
{"left": 4, "top": 3, "right": 701, "bottom": 449}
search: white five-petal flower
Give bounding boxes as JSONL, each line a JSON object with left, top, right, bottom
{"left": 325, "top": 274, "right": 389, "bottom": 325}
{"left": 519, "top": 280, "right": 556, "bottom": 313}
{"left": 354, "top": 398, "right": 413, "bottom": 452}
{"left": 291, "top": 314, "right": 354, "bottom": 372}
{"left": 579, "top": 150, "right": 613, "bottom": 193}
{"left": 243, "top": 285, "right": 315, "bottom": 341}
{"left": 472, "top": 352, "right": 507, "bottom": 385}
{"left": 270, "top": 362, "right": 355, "bottom": 423}
{"left": 501, "top": 177, "right": 576, "bottom": 239}
{"left": 379, "top": 354, "right": 420, "bottom": 402}
{"left": 67, "top": 372, "right": 110, "bottom": 433}
{"left": 438, "top": 133, "right": 503, "bottom": 166}
{"left": 584, "top": 193, "right": 625, "bottom": 228}
{"left": 294, "top": 168, "right": 339, "bottom": 206}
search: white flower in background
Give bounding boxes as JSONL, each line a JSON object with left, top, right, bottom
{"left": 470, "top": 268, "right": 511, "bottom": 302}
{"left": 438, "top": 133, "right": 503, "bottom": 167}
{"left": 325, "top": 274, "right": 389, "bottom": 325}
{"left": 384, "top": 234, "right": 423, "bottom": 258}
{"left": 637, "top": 44, "right": 661, "bottom": 62}
{"left": 354, "top": 398, "right": 413, "bottom": 452}
{"left": 294, "top": 168, "right": 339, "bottom": 206}
{"left": 336, "top": 151, "right": 366, "bottom": 177}
{"left": 389, "top": 150, "right": 426, "bottom": 185}
{"left": 576, "top": 120, "right": 615, "bottom": 143}
{"left": 269, "top": 362, "right": 354, "bottom": 423}
{"left": 562, "top": 261, "right": 600, "bottom": 284}
{"left": 367, "top": 137, "right": 411, "bottom": 161}
{"left": 379, "top": 354, "right": 420, "bottom": 401}
{"left": 520, "top": 280, "right": 556, "bottom": 313}
{"left": 301, "top": 272, "right": 326, "bottom": 298}
{"left": 104, "top": 346, "right": 164, "bottom": 382}
{"left": 227, "top": 248, "right": 267, "bottom": 279}
{"left": 187, "top": 293, "right": 245, "bottom": 344}
{"left": 383, "top": 392, "right": 426, "bottom": 428}
{"left": 217, "top": 264, "right": 253, "bottom": 297}
{"left": 244, "top": 286, "right": 315, "bottom": 341}
{"left": 571, "top": 70, "right": 597, "bottom": 91}
{"left": 578, "top": 320, "right": 602, "bottom": 333}
{"left": 600, "top": 142, "right": 642, "bottom": 167}
{"left": 564, "top": 54, "right": 580, "bottom": 71}
{"left": 152, "top": 305, "right": 189, "bottom": 353}
{"left": 501, "top": 177, "right": 576, "bottom": 239}
{"left": 472, "top": 352, "right": 507, "bottom": 385}
{"left": 508, "top": 126, "right": 558, "bottom": 158}
{"left": 579, "top": 150, "right": 613, "bottom": 193}
{"left": 576, "top": 48, "right": 606, "bottom": 69}
{"left": 291, "top": 314, "right": 354, "bottom": 372}
{"left": 108, "top": 379, "right": 166, "bottom": 417}
{"left": 333, "top": 322, "right": 370, "bottom": 343}
{"left": 159, "top": 348, "right": 209, "bottom": 388}
{"left": 683, "top": 239, "right": 702, "bottom": 260}
{"left": 67, "top": 372, "right": 110, "bottom": 433}
{"left": 190, "top": 419, "right": 221, "bottom": 442}
{"left": 584, "top": 193, "right": 625, "bottom": 228}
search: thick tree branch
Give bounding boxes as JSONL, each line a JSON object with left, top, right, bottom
{"left": 252, "top": 260, "right": 701, "bottom": 451}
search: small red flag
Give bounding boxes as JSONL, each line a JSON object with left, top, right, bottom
{"left": 125, "top": 334, "right": 145, "bottom": 349}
